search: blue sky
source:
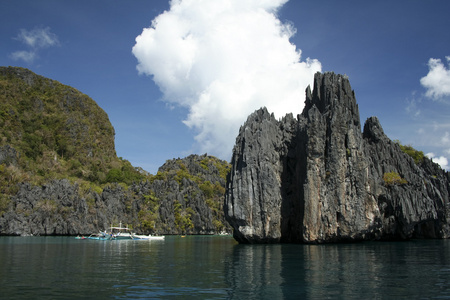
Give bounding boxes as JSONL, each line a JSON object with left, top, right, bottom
{"left": 1, "top": 0, "right": 450, "bottom": 173}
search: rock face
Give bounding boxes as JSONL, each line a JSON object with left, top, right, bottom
{"left": 0, "top": 179, "right": 144, "bottom": 236}
{"left": 0, "top": 155, "right": 231, "bottom": 236}
{"left": 134, "top": 154, "right": 231, "bottom": 235}
{"left": 225, "top": 72, "right": 450, "bottom": 243}
{"left": 0, "top": 145, "right": 18, "bottom": 166}
{"left": 0, "top": 67, "right": 232, "bottom": 236}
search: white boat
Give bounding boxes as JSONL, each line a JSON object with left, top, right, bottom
{"left": 83, "top": 222, "right": 165, "bottom": 241}
{"left": 132, "top": 234, "right": 165, "bottom": 240}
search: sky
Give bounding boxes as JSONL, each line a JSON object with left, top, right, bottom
{"left": 1, "top": 0, "right": 450, "bottom": 173}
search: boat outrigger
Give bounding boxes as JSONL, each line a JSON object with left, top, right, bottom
{"left": 106, "top": 223, "right": 134, "bottom": 240}
{"left": 82, "top": 223, "right": 165, "bottom": 241}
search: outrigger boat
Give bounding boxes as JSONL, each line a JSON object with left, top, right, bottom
{"left": 108, "top": 224, "right": 134, "bottom": 240}
{"left": 87, "top": 232, "right": 110, "bottom": 240}
{"left": 84, "top": 222, "right": 165, "bottom": 241}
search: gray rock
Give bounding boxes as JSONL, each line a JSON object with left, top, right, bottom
{"left": 0, "top": 155, "right": 231, "bottom": 236}
{"left": 225, "top": 72, "right": 450, "bottom": 243}
{"left": 0, "top": 145, "right": 18, "bottom": 166}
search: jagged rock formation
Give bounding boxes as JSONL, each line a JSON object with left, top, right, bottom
{"left": 0, "top": 67, "right": 231, "bottom": 236}
{"left": 0, "top": 154, "right": 231, "bottom": 236}
{"left": 225, "top": 72, "right": 450, "bottom": 243}
{"left": 136, "top": 154, "right": 231, "bottom": 235}
{"left": 1, "top": 179, "right": 105, "bottom": 236}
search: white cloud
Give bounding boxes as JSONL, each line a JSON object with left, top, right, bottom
{"left": 132, "top": 0, "right": 321, "bottom": 160}
{"left": 442, "top": 132, "right": 450, "bottom": 145}
{"left": 11, "top": 27, "right": 59, "bottom": 63}
{"left": 420, "top": 56, "right": 450, "bottom": 99}
{"left": 405, "top": 91, "right": 421, "bottom": 117}
{"left": 426, "top": 152, "right": 449, "bottom": 171}
{"left": 426, "top": 131, "right": 450, "bottom": 170}
{"left": 10, "top": 50, "right": 36, "bottom": 63}
{"left": 16, "top": 27, "right": 59, "bottom": 48}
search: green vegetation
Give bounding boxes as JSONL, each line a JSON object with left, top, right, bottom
{"left": 138, "top": 191, "right": 160, "bottom": 232}
{"left": 0, "top": 194, "right": 10, "bottom": 215}
{"left": 150, "top": 155, "right": 230, "bottom": 233}
{"left": 200, "top": 155, "right": 231, "bottom": 179}
{"left": 394, "top": 140, "right": 424, "bottom": 164}
{"left": 0, "top": 67, "right": 231, "bottom": 235}
{"left": 105, "top": 159, "right": 146, "bottom": 185}
{"left": 152, "top": 156, "right": 230, "bottom": 187}
{"left": 383, "top": 171, "right": 408, "bottom": 186}
{"left": 0, "top": 67, "right": 148, "bottom": 198}
{"left": 174, "top": 200, "right": 194, "bottom": 233}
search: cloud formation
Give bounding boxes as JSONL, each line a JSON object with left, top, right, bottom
{"left": 132, "top": 0, "right": 321, "bottom": 159}
{"left": 422, "top": 131, "right": 450, "bottom": 171}
{"left": 420, "top": 56, "right": 450, "bottom": 99}
{"left": 405, "top": 91, "right": 421, "bottom": 118}
{"left": 426, "top": 152, "right": 449, "bottom": 171}
{"left": 11, "top": 27, "right": 59, "bottom": 63}
{"left": 10, "top": 50, "right": 36, "bottom": 63}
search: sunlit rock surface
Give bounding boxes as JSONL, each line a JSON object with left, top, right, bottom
{"left": 225, "top": 72, "right": 450, "bottom": 243}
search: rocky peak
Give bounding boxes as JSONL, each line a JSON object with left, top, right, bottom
{"left": 225, "top": 72, "right": 449, "bottom": 244}
{"left": 305, "top": 72, "right": 359, "bottom": 127}
{"left": 0, "top": 66, "right": 39, "bottom": 86}
{"left": 363, "top": 116, "right": 386, "bottom": 143}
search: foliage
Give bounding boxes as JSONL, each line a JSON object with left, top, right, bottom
{"left": 394, "top": 140, "right": 424, "bottom": 164}
{"left": 173, "top": 200, "right": 194, "bottom": 233}
{"left": 105, "top": 160, "right": 144, "bottom": 185}
{"left": 0, "top": 67, "right": 149, "bottom": 197}
{"left": 79, "top": 181, "right": 103, "bottom": 197}
{"left": 0, "top": 68, "right": 231, "bottom": 234}
{"left": 138, "top": 191, "right": 160, "bottom": 232}
{"left": 199, "top": 181, "right": 215, "bottom": 198}
{"left": 34, "top": 199, "right": 58, "bottom": 215}
{"left": 0, "top": 194, "right": 10, "bottom": 215}
{"left": 200, "top": 156, "right": 231, "bottom": 180}
{"left": 383, "top": 171, "right": 408, "bottom": 186}
{"left": 150, "top": 155, "right": 230, "bottom": 232}
{"left": 0, "top": 164, "right": 26, "bottom": 195}
{"left": 213, "top": 219, "right": 225, "bottom": 232}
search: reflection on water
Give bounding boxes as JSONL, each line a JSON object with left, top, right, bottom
{"left": 226, "top": 244, "right": 284, "bottom": 299}
{"left": 225, "top": 240, "right": 450, "bottom": 299}
{"left": 0, "top": 236, "right": 449, "bottom": 299}
{"left": 298, "top": 241, "right": 450, "bottom": 299}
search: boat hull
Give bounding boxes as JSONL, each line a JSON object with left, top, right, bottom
{"left": 133, "top": 235, "right": 165, "bottom": 240}
{"left": 80, "top": 223, "right": 164, "bottom": 241}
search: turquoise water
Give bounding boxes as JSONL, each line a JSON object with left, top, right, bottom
{"left": 0, "top": 236, "right": 449, "bottom": 299}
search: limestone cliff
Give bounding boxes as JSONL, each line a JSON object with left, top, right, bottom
{"left": 225, "top": 72, "right": 450, "bottom": 243}
{"left": 0, "top": 67, "right": 231, "bottom": 236}
{"left": 0, "top": 154, "right": 231, "bottom": 236}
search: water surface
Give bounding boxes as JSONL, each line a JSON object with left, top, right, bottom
{"left": 0, "top": 236, "right": 449, "bottom": 299}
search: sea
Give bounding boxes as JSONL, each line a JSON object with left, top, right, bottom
{"left": 0, "top": 235, "right": 449, "bottom": 299}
